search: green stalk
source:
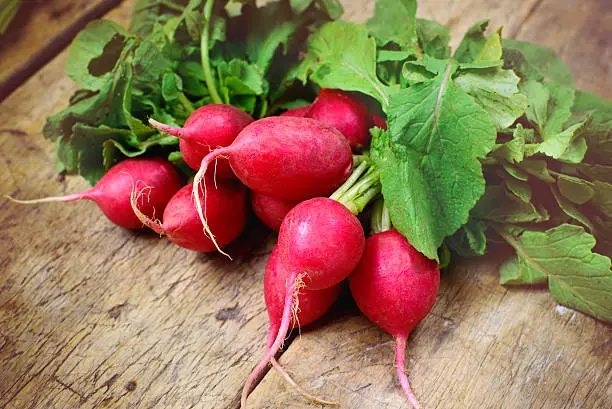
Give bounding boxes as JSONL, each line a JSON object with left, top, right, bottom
{"left": 201, "top": 0, "right": 222, "bottom": 104}
{"left": 335, "top": 167, "right": 381, "bottom": 214}
{"left": 178, "top": 93, "right": 195, "bottom": 114}
{"left": 370, "top": 198, "right": 392, "bottom": 235}
{"left": 329, "top": 159, "right": 369, "bottom": 202}
{"left": 331, "top": 157, "right": 382, "bottom": 215}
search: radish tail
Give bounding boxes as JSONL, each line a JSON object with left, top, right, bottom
{"left": 6, "top": 190, "right": 94, "bottom": 205}
{"left": 129, "top": 184, "right": 165, "bottom": 235}
{"left": 192, "top": 148, "right": 231, "bottom": 258}
{"left": 266, "top": 325, "right": 339, "bottom": 406}
{"left": 149, "top": 118, "right": 185, "bottom": 138}
{"left": 270, "top": 359, "right": 339, "bottom": 406}
{"left": 395, "top": 336, "right": 421, "bottom": 409}
{"left": 241, "top": 272, "right": 298, "bottom": 408}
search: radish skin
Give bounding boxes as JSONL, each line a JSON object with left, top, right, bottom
{"left": 8, "top": 158, "right": 181, "bottom": 229}
{"left": 349, "top": 230, "right": 440, "bottom": 409}
{"left": 241, "top": 198, "right": 364, "bottom": 408}
{"left": 280, "top": 105, "right": 311, "bottom": 117}
{"left": 132, "top": 180, "right": 247, "bottom": 252}
{"left": 305, "top": 89, "right": 373, "bottom": 150}
{"left": 251, "top": 192, "right": 298, "bottom": 231}
{"left": 149, "top": 104, "right": 253, "bottom": 179}
{"left": 371, "top": 114, "right": 387, "bottom": 130}
{"left": 192, "top": 117, "right": 353, "bottom": 252}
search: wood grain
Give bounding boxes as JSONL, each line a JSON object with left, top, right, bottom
{"left": 0, "top": 2, "right": 276, "bottom": 409}
{"left": 0, "top": 1, "right": 611, "bottom": 409}
{"left": 0, "top": 0, "right": 123, "bottom": 102}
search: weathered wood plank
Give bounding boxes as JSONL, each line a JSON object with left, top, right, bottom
{"left": 0, "top": 2, "right": 275, "bottom": 409}
{"left": 247, "top": 0, "right": 612, "bottom": 408}
{"left": 0, "top": 0, "right": 123, "bottom": 102}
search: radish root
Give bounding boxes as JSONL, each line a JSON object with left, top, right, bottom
{"left": 270, "top": 358, "right": 339, "bottom": 406}
{"left": 395, "top": 336, "right": 421, "bottom": 409}
{"left": 192, "top": 149, "right": 232, "bottom": 258}
{"left": 264, "top": 326, "right": 339, "bottom": 406}
{"left": 5, "top": 191, "right": 92, "bottom": 204}
{"left": 241, "top": 271, "right": 299, "bottom": 408}
{"left": 130, "top": 181, "right": 164, "bottom": 235}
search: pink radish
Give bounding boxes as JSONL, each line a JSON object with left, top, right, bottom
{"left": 349, "top": 230, "right": 440, "bottom": 409}
{"left": 192, "top": 116, "right": 353, "bottom": 251}
{"left": 251, "top": 192, "right": 298, "bottom": 231}
{"left": 305, "top": 89, "right": 373, "bottom": 150}
{"left": 242, "top": 197, "right": 365, "bottom": 407}
{"left": 8, "top": 158, "right": 181, "bottom": 229}
{"left": 371, "top": 114, "right": 388, "bottom": 130}
{"left": 132, "top": 180, "right": 247, "bottom": 252}
{"left": 149, "top": 104, "right": 253, "bottom": 179}
{"left": 264, "top": 245, "right": 341, "bottom": 405}
{"left": 280, "top": 105, "right": 311, "bottom": 117}
{"left": 264, "top": 246, "right": 341, "bottom": 330}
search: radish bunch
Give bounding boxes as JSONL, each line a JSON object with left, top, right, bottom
{"left": 14, "top": 95, "right": 437, "bottom": 409}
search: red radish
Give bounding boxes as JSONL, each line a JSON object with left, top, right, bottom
{"left": 149, "top": 104, "right": 253, "bottom": 179}
{"left": 242, "top": 197, "right": 364, "bottom": 408}
{"left": 372, "top": 114, "right": 388, "bottom": 130}
{"left": 349, "top": 230, "right": 440, "bottom": 409}
{"left": 8, "top": 158, "right": 181, "bottom": 229}
{"left": 264, "top": 245, "right": 341, "bottom": 405}
{"left": 280, "top": 105, "right": 311, "bottom": 117}
{"left": 132, "top": 180, "right": 247, "bottom": 253}
{"left": 305, "top": 89, "right": 373, "bottom": 150}
{"left": 193, "top": 117, "right": 353, "bottom": 251}
{"left": 251, "top": 192, "right": 298, "bottom": 231}
{"left": 265, "top": 246, "right": 341, "bottom": 330}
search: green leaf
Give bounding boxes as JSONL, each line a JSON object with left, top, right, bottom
{"left": 557, "top": 174, "right": 595, "bottom": 204}
{"left": 455, "top": 67, "right": 528, "bottom": 129}
{"left": 315, "top": 0, "right": 343, "bottom": 19}
{"left": 519, "top": 159, "right": 556, "bottom": 183}
{"left": 302, "top": 21, "right": 392, "bottom": 107}
{"left": 415, "top": 18, "right": 450, "bottom": 59}
{"left": 290, "top": 0, "right": 312, "bottom": 14}
{"left": 593, "top": 181, "right": 612, "bottom": 218}
{"left": 65, "top": 124, "right": 133, "bottom": 185}
{"left": 473, "top": 185, "right": 548, "bottom": 223}
{"left": 499, "top": 224, "right": 612, "bottom": 322}
{"left": 578, "top": 164, "right": 612, "bottom": 184}
{"left": 539, "top": 118, "right": 591, "bottom": 163}
{"left": 572, "top": 90, "right": 612, "bottom": 166}
{"left": 162, "top": 72, "right": 183, "bottom": 102}
{"left": 522, "top": 81, "right": 590, "bottom": 162}
{"left": 454, "top": 20, "right": 489, "bottom": 63}
{"left": 498, "top": 170, "right": 532, "bottom": 203}
{"left": 245, "top": 1, "right": 303, "bottom": 74}
{"left": 502, "top": 38, "right": 574, "bottom": 87}
{"left": 66, "top": 20, "right": 131, "bottom": 91}
{"left": 366, "top": 0, "right": 419, "bottom": 53}
{"left": 550, "top": 186, "right": 594, "bottom": 231}
{"left": 217, "top": 59, "right": 266, "bottom": 97}
{"left": 372, "top": 63, "right": 497, "bottom": 260}
{"left": 475, "top": 31, "right": 502, "bottom": 62}
{"left": 378, "top": 50, "right": 413, "bottom": 62}
{"left": 490, "top": 125, "right": 530, "bottom": 163}
{"left": 446, "top": 219, "right": 487, "bottom": 257}
{"left": 133, "top": 39, "right": 174, "bottom": 84}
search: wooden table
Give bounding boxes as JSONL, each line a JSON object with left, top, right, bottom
{"left": 0, "top": 0, "right": 122, "bottom": 102}
{"left": 0, "top": 1, "right": 610, "bottom": 408}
